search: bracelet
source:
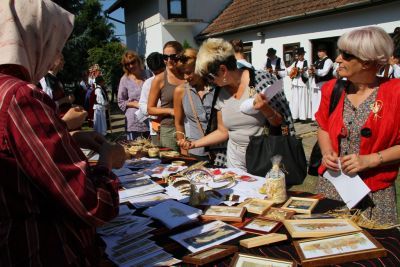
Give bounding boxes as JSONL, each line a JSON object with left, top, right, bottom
{"left": 377, "top": 151, "right": 384, "bottom": 165}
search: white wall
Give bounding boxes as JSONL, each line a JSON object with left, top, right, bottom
{"left": 217, "top": 1, "right": 400, "bottom": 100}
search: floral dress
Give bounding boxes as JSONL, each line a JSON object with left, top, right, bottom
{"left": 316, "top": 88, "right": 397, "bottom": 225}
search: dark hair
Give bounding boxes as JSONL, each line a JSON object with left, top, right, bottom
{"left": 394, "top": 47, "right": 400, "bottom": 58}
{"left": 207, "top": 55, "right": 237, "bottom": 75}
{"left": 95, "top": 75, "right": 105, "bottom": 84}
{"left": 146, "top": 52, "right": 165, "bottom": 72}
{"left": 163, "top": 41, "right": 184, "bottom": 54}
{"left": 230, "top": 39, "right": 244, "bottom": 53}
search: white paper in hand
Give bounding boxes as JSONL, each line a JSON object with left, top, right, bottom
{"left": 240, "top": 79, "right": 284, "bottom": 114}
{"left": 323, "top": 169, "right": 370, "bottom": 209}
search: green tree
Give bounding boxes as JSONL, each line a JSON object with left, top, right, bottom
{"left": 88, "top": 42, "right": 126, "bottom": 92}
{"left": 60, "top": 0, "right": 117, "bottom": 84}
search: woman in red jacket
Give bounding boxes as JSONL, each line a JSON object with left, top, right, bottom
{"left": 315, "top": 26, "right": 400, "bottom": 225}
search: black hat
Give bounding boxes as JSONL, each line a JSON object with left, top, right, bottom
{"left": 146, "top": 52, "right": 165, "bottom": 72}
{"left": 267, "top": 48, "right": 276, "bottom": 55}
{"left": 317, "top": 44, "right": 328, "bottom": 51}
{"left": 295, "top": 47, "right": 306, "bottom": 55}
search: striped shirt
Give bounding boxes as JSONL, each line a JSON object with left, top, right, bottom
{"left": 0, "top": 73, "right": 119, "bottom": 266}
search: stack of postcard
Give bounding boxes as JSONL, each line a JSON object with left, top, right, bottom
{"left": 128, "top": 193, "right": 172, "bottom": 208}
{"left": 119, "top": 178, "right": 165, "bottom": 203}
{"left": 170, "top": 220, "right": 246, "bottom": 252}
{"left": 143, "top": 200, "right": 202, "bottom": 229}
{"left": 99, "top": 205, "right": 181, "bottom": 266}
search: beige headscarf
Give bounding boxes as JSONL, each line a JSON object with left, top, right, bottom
{"left": 0, "top": 0, "right": 74, "bottom": 83}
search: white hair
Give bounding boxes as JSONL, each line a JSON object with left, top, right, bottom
{"left": 338, "top": 26, "right": 393, "bottom": 66}
{"left": 195, "top": 38, "right": 235, "bottom": 75}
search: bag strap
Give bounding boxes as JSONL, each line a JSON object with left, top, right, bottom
{"left": 329, "top": 79, "right": 347, "bottom": 115}
{"left": 186, "top": 85, "right": 205, "bottom": 136}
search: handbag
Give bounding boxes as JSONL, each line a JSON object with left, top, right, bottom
{"left": 246, "top": 126, "right": 307, "bottom": 186}
{"left": 307, "top": 79, "right": 347, "bottom": 176}
{"left": 243, "top": 67, "right": 306, "bottom": 186}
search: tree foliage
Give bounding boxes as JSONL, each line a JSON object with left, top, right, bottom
{"left": 88, "top": 42, "right": 126, "bottom": 91}
{"left": 58, "top": 0, "right": 119, "bottom": 85}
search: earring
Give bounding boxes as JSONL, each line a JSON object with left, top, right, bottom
{"left": 223, "top": 77, "right": 227, "bottom": 83}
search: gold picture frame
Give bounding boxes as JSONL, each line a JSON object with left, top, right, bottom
{"left": 182, "top": 245, "right": 238, "bottom": 266}
{"left": 261, "top": 207, "right": 296, "bottom": 221}
{"left": 237, "top": 198, "right": 274, "bottom": 215}
{"left": 283, "top": 218, "right": 362, "bottom": 238}
{"left": 293, "top": 230, "right": 387, "bottom": 267}
{"left": 281, "top": 197, "right": 319, "bottom": 214}
{"left": 242, "top": 217, "right": 282, "bottom": 235}
{"left": 229, "top": 253, "right": 296, "bottom": 267}
{"left": 201, "top": 206, "right": 246, "bottom": 222}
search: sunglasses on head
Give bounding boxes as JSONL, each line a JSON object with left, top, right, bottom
{"left": 339, "top": 49, "right": 357, "bottom": 61}
{"left": 162, "top": 54, "right": 179, "bottom": 61}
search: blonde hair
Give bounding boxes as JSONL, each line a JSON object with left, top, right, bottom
{"left": 195, "top": 38, "right": 235, "bottom": 75}
{"left": 338, "top": 26, "right": 393, "bottom": 66}
{"left": 121, "top": 50, "right": 144, "bottom": 74}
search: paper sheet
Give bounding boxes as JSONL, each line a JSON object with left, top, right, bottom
{"left": 240, "top": 79, "right": 284, "bottom": 114}
{"left": 323, "top": 169, "right": 370, "bottom": 209}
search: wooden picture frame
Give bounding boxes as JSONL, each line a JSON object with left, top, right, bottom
{"left": 293, "top": 230, "right": 387, "bottom": 267}
{"left": 292, "top": 213, "right": 335, "bottom": 220}
{"left": 229, "top": 253, "right": 296, "bottom": 267}
{"left": 182, "top": 245, "right": 238, "bottom": 266}
{"left": 201, "top": 206, "right": 246, "bottom": 222}
{"left": 281, "top": 197, "right": 319, "bottom": 214}
{"left": 237, "top": 198, "right": 274, "bottom": 215}
{"left": 260, "top": 207, "right": 296, "bottom": 222}
{"left": 242, "top": 217, "right": 282, "bottom": 235}
{"left": 283, "top": 218, "right": 362, "bottom": 238}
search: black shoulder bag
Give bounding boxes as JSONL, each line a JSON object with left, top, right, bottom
{"left": 307, "top": 79, "right": 347, "bottom": 176}
{"left": 245, "top": 68, "right": 307, "bottom": 186}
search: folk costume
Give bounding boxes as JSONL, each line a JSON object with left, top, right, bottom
{"left": 93, "top": 83, "right": 108, "bottom": 136}
{"left": 288, "top": 55, "right": 310, "bottom": 120}
{"left": 310, "top": 56, "right": 333, "bottom": 120}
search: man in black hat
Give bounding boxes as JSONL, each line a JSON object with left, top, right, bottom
{"left": 309, "top": 44, "right": 333, "bottom": 121}
{"left": 264, "top": 47, "right": 286, "bottom": 79}
{"left": 288, "top": 47, "right": 310, "bottom": 122}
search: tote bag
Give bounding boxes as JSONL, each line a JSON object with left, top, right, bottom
{"left": 246, "top": 127, "right": 307, "bottom": 186}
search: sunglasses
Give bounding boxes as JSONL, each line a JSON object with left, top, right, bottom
{"left": 125, "top": 60, "right": 137, "bottom": 66}
{"left": 339, "top": 49, "right": 358, "bottom": 61}
{"left": 203, "top": 73, "right": 217, "bottom": 84}
{"left": 162, "top": 54, "right": 179, "bottom": 61}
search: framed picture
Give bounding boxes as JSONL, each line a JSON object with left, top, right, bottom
{"left": 237, "top": 198, "right": 274, "bottom": 215}
{"left": 170, "top": 221, "right": 245, "bottom": 252}
{"left": 292, "top": 213, "right": 335, "bottom": 220}
{"left": 229, "top": 253, "right": 296, "bottom": 267}
{"left": 260, "top": 207, "right": 296, "bottom": 222}
{"left": 293, "top": 230, "right": 387, "bottom": 267}
{"left": 281, "top": 197, "right": 319, "bottom": 214}
{"left": 242, "top": 217, "right": 282, "bottom": 235}
{"left": 283, "top": 218, "right": 362, "bottom": 238}
{"left": 182, "top": 245, "right": 238, "bottom": 266}
{"left": 201, "top": 206, "right": 246, "bottom": 222}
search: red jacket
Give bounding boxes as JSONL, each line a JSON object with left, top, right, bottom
{"left": 315, "top": 78, "right": 400, "bottom": 192}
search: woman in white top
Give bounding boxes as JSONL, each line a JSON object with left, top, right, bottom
{"left": 178, "top": 39, "right": 284, "bottom": 170}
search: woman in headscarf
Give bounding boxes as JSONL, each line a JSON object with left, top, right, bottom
{"left": 0, "top": 1, "right": 125, "bottom": 266}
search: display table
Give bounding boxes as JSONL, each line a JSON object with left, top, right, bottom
{"left": 138, "top": 191, "right": 400, "bottom": 266}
